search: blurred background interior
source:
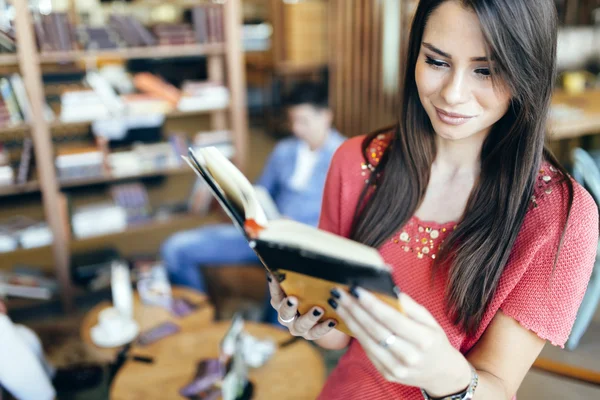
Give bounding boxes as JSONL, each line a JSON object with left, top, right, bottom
{"left": 0, "top": 0, "right": 599, "bottom": 399}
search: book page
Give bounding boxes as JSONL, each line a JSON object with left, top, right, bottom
{"left": 198, "top": 147, "right": 268, "bottom": 227}
{"left": 253, "top": 185, "right": 280, "bottom": 220}
{"left": 260, "top": 219, "right": 386, "bottom": 269}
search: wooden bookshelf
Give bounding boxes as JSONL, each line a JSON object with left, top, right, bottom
{"left": 4, "top": 1, "right": 248, "bottom": 312}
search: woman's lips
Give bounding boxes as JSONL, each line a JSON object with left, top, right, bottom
{"left": 435, "top": 107, "right": 474, "bottom": 126}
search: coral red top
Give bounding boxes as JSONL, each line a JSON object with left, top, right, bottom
{"left": 317, "top": 133, "right": 598, "bottom": 399}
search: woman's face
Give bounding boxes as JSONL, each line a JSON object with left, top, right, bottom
{"left": 415, "top": 0, "right": 511, "bottom": 142}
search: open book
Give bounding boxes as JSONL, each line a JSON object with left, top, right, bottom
{"left": 183, "top": 147, "right": 401, "bottom": 335}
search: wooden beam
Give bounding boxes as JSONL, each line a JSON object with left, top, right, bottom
{"left": 533, "top": 357, "right": 600, "bottom": 386}
{"left": 13, "top": 1, "right": 74, "bottom": 312}
{"left": 224, "top": 0, "right": 249, "bottom": 172}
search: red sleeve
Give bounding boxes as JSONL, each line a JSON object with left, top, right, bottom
{"left": 318, "top": 145, "right": 344, "bottom": 236}
{"left": 500, "top": 181, "right": 598, "bottom": 347}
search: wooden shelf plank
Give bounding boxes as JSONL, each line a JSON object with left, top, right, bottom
{"left": 38, "top": 43, "right": 226, "bottom": 64}
{"left": 0, "top": 167, "right": 192, "bottom": 199}
{"left": 0, "top": 123, "right": 30, "bottom": 135}
{"left": 0, "top": 53, "right": 18, "bottom": 66}
{"left": 70, "top": 212, "right": 222, "bottom": 256}
{"left": 49, "top": 107, "right": 228, "bottom": 130}
{"left": 59, "top": 166, "right": 192, "bottom": 189}
{"left": 0, "top": 181, "right": 41, "bottom": 197}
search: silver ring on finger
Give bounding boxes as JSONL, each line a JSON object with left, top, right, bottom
{"left": 279, "top": 314, "right": 297, "bottom": 324}
{"left": 379, "top": 333, "right": 397, "bottom": 349}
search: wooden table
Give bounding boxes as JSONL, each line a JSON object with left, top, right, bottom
{"left": 550, "top": 89, "right": 600, "bottom": 140}
{"left": 111, "top": 321, "right": 327, "bottom": 400}
{"left": 81, "top": 286, "right": 215, "bottom": 362}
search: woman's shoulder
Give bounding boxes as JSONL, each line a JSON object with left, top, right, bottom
{"left": 331, "top": 127, "right": 395, "bottom": 171}
{"left": 527, "top": 163, "right": 598, "bottom": 237}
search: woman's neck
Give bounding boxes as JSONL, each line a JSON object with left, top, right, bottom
{"left": 433, "top": 133, "right": 484, "bottom": 178}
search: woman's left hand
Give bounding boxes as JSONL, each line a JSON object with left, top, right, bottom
{"left": 332, "top": 287, "right": 470, "bottom": 395}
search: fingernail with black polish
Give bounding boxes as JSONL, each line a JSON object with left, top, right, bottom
{"left": 350, "top": 285, "right": 360, "bottom": 299}
{"left": 328, "top": 321, "right": 336, "bottom": 328}
{"left": 287, "top": 299, "right": 294, "bottom": 307}
{"left": 328, "top": 298, "right": 338, "bottom": 309}
{"left": 330, "top": 288, "right": 341, "bottom": 299}
{"left": 313, "top": 309, "right": 322, "bottom": 317}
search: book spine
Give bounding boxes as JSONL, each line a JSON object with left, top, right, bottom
{"left": 33, "top": 18, "right": 51, "bottom": 52}
{"left": 133, "top": 73, "right": 181, "bottom": 106}
{"left": 192, "top": 7, "right": 208, "bottom": 44}
{"left": 0, "top": 78, "right": 23, "bottom": 123}
{"left": 54, "top": 13, "right": 71, "bottom": 52}
{"left": 9, "top": 74, "right": 32, "bottom": 122}
{"left": 130, "top": 19, "right": 157, "bottom": 47}
{"left": 42, "top": 14, "right": 60, "bottom": 51}
{"left": 206, "top": 5, "right": 219, "bottom": 43}
{"left": 216, "top": 5, "right": 225, "bottom": 43}
{"left": 16, "top": 138, "right": 33, "bottom": 185}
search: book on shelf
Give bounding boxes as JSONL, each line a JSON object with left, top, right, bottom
{"left": 33, "top": 12, "right": 77, "bottom": 52}
{"left": 111, "top": 182, "right": 152, "bottom": 225}
{"left": 71, "top": 203, "right": 127, "bottom": 239}
{"left": 183, "top": 147, "right": 402, "bottom": 336}
{"left": 0, "top": 216, "right": 53, "bottom": 251}
{"left": 0, "top": 28, "right": 16, "bottom": 52}
{"left": 0, "top": 165, "right": 13, "bottom": 186}
{"left": 153, "top": 23, "right": 196, "bottom": 46}
{"left": 0, "top": 268, "right": 58, "bottom": 300}
{"left": 55, "top": 146, "right": 105, "bottom": 181}
{"left": 190, "top": 4, "right": 224, "bottom": 44}
{"left": 178, "top": 81, "right": 230, "bottom": 112}
{"left": 16, "top": 138, "right": 33, "bottom": 185}
{"left": 0, "top": 77, "right": 23, "bottom": 123}
{"left": 109, "top": 15, "right": 156, "bottom": 47}
{"left": 133, "top": 72, "right": 181, "bottom": 107}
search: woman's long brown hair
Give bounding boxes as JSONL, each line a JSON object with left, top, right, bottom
{"left": 350, "top": 0, "right": 573, "bottom": 335}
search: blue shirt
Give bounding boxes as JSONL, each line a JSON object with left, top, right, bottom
{"left": 255, "top": 130, "right": 345, "bottom": 227}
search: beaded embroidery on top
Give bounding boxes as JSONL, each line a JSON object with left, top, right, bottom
{"left": 359, "top": 133, "right": 562, "bottom": 261}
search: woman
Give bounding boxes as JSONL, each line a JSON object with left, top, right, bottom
{"left": 268, "top": 0, "right": 598, "bottom": 398}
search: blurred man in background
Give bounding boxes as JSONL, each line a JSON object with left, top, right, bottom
{"left": 161, "top": 82, "right": 344, "bottom": 321}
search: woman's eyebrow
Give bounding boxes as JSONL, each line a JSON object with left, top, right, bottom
{"left": 422, "top": 42, "right": 489, "bottom": 62}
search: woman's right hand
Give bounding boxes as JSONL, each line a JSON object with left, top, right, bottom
{"left": 267, "top": 273, "right": 337, "bottom": 340}
{"left": 0, "top": 299, "right": 6, "bottom": 314}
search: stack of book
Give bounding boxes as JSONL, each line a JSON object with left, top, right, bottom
{"left": 0, "top": 268, "right": 58, "bottom": 300}
{"left": 178, "top": 81, "right": 230, "bottom": 112}
{"left": 111, "top": 182, "right": 152, "bottom": 225}
{"left": 0, "top": 216, "right": 53, "bottom": 252}
{"left": 77, "top": 26, "right": 120, "bottom": 50}
{"left": 153, "top": 24, "right": 196, "bottom": 46}
{"left": 0, "top": 74, "right": 31, "bottom": 126}
{"left": 55, "top": 146, "right": 105, "bottom": 181}
{"left": 191, "top": 4, "right": 225, "bottom": 44}
{"left": 33, "top": 12, "right": 78, "bottom": 52}
{"left": 109, "top": 15, "right": 157, "bottom": 47}
{"left": 0, "top": 28, "right": 16, "bottom": 53}
{"left": 71, "top": 203, "right": 128, "bottom": 239}
{"left": 59, "top": 89, "right": 111, "bottom": 123}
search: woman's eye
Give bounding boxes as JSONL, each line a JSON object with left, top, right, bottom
{"left": 475, "top": 68, "right": 491, "bottom": 79}
{"left": 425, "top": 56, "right": 448, "bottom": 69}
